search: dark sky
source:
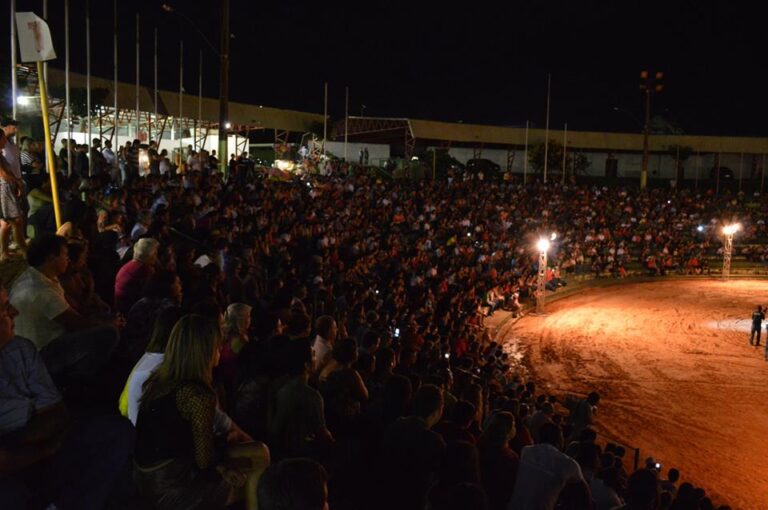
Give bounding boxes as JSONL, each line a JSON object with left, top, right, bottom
{"left": 9, "top": 0, "right": 768, "bottom": 136}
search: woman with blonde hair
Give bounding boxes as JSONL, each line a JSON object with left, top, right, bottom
{"left": 134, "top": 314, "right": 269, "bottom": 510}
{"left": 216, "top": 303, "right": 252, "bottom": 405}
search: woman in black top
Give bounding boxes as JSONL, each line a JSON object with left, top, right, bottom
{"left": 134, "top": 314, "right": 269, "bottom": 510}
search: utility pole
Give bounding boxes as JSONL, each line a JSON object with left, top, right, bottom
{"left": 640, "top": 70, "right": 664, "bottom": 189}
{"left": 218, "top": 0, "right": 230, "bottom": 176}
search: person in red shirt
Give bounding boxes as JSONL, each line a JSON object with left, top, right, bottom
{"left": 114, "top": 238, "right": 159, "bottom": 314}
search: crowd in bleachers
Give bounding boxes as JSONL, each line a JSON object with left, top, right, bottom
{"left": 2, "top": 121, "right": 760, "bottom": 509}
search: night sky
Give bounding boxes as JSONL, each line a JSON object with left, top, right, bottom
{"left": 7, "top": 0, "right": 767, "bottom": 136}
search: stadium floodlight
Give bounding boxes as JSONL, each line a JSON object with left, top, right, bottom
{"left": 721, "top": 223, "right": 741, "bottom": 280}
{"left": 697, "top": 225, "right": 704, "bottom": 233}
{"left": 535, "top": 235, "right": 554, "bottom": 313}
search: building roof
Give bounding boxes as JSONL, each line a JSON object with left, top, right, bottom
{"left": 408, "top": 118, "right": 768, "bottom": 154}
{"left": 45, "top": 68, "right": 325, "bottom": 133}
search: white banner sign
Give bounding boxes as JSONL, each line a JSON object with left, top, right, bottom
{"left": 15, "top": 12, "right": 57, "bottom": 62}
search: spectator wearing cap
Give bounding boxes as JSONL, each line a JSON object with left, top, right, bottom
{"left": 507, "top": 422, "right": 585, "bottom": 510}
{"left": 114, "top": 237, "right": 159, "bottom": 314}
{"left": 9, "top": 233, "right": 120, "bottom": 383}
{"left": 0, "top": 118, "right": 27, "bottom": 260}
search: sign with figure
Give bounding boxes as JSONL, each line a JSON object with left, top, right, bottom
{"left": 15, "top": 12, "right": 57, "bottom": 62}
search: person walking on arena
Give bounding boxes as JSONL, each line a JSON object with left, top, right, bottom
{"left": 749, "top": 305, "right": 765, "bottom": 347}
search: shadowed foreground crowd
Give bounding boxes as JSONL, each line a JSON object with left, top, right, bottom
{"left": 2, "top": 149, "right": 756, "bottom": 509}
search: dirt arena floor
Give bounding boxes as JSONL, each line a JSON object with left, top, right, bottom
{"left": 497, "top": 279, "right": 768, "bottom": 510}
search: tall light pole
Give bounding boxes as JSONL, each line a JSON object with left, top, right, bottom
{"left": 162, "top": 2, "right": 229, "bottom": 176}
{"left": 722, "top": 224, "right": 740, "bottom": 280}
{"left": 640, "top": 70, "right": 664, "bottom": 190}
{"left": 218, "top": 0, "right": 230, "bottom": 176}
{"left": 535, "top": 233, "right": 556, "bottom": 313}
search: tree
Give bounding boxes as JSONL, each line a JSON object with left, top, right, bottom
{"left": 666, "top": 144, "right": 693, "bottom": 183}
{"left": 48, "top": 86, "right": 110, "bottom": 118}
{"left": 528, "top": 140, "right": 591, "bottom": 178}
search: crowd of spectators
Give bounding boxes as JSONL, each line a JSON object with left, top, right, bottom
{"left": 2, "top": 121, "right": 759, "bottom": 509}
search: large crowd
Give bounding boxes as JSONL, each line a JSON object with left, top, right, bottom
{"left": 2, "top": 116, "right": 762, "bottom": 509}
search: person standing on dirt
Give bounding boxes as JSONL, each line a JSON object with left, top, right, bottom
{"left": 749, "top": 305, "right": 765, "bottom": 346}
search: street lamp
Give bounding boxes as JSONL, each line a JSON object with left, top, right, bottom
{"left": 163, "top": 2, "right": 230, "bottom": 177}
{"left": 535, "top": 233, "right": 556, "bottom": 313}
{"left": 639, "top": 70, "right": 664, "bottom": 190}
{"left": 722, "top": 223, "right": 741, "bottom": 280}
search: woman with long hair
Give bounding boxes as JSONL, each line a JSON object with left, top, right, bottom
{"left": 134, "top": 314, "right": 268, "bottom": 510}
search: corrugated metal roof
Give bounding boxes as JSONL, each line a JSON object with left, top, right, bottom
{"left": 409, "top": 118, "right": 768, "bottom": 154}
{"left": 46, "top": 68, "right": 325, "bottom": 133}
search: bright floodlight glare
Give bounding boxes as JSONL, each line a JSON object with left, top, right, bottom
{"left": 697, "top": 225, "right": 704, "bottom": 232}
{"left": 224, "top": 122, "right": 232, "bottom": 129}
{"left": 17, "top": 95, "right": 30, "bottom": 106}
{"left": 536, "top": 238, "right": 550, "bottom": 252}
{"left": 723, "top": 224, "right": 741, "bottom": 235}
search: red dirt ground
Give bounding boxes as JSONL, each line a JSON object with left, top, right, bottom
{"left": 497, "top": 279, "right": 768, "bottom": 510}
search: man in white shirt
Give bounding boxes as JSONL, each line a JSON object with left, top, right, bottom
{"left": 102, "top": 139, "right": 119, "bottom": 183}
{"left": 311, "top": 315, "right": 337, "bottom": 379}
{"left": 508, "top": 422, "right": 586, "bottom": 510}
{"left": 10, "top": 233, "right": 119, "bottom": 382}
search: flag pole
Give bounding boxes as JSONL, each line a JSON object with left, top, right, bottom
{"left": 197, "top": 50, "right": 202, "bottom": 152}
{"left": 179, "top": 40, "right": 183, "bottom": 164}
{"left": 151, "top": 27, "right": 157, "bottom": 144}
{"left": 86, "top": 0, "right": 92, "bottom": 175}
{"left": 523, "top": 120, "right": 529, "bottom": 185}
{"left": 37, "top": 62, "right": 62, "bottom": 228}
{"left": 135, "top": 13, "right": 140, "bottom": 139}
{"left": 113, "top": 0, "right": 118, "bottom": 152}
{"left": 543, "top": 73, "right": 551, "bottom": 184}
{"left": 42, "top": 0, "right": 48, "bottom": 95}
{"left": 10, "top": 0, "right": 17, "bottom": 119}
{"left": 562, "top": 122, "right": 567, "bottom": 184}
{"left": 344, "top": 85, "right": 349, "bottom": 161}
{"left": 323, "top": 82, "right": 328, "bottom": 156}
{"left": 65, "top": 0, "right": 72, "bottom": 176}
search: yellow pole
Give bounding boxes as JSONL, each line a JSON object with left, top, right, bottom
{"left": 37, "top": 61, "right": 62, "bottom": 229}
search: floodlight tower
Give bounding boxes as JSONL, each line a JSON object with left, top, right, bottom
{"left": 722, "top": 224, "right": 740, "bottom": 280}
{"left": 535, "top": 233, "right": 556, "bottom": 313}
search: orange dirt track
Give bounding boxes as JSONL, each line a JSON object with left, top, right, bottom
{"left": 498, "top": 279, "right": 768, "bottom": 510}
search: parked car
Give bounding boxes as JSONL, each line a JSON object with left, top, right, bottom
{"left": 465, "top": 158, "right": 501, "bottom": 175}
{"left": 710, "top": 166, "right": 734, "bottom": 181}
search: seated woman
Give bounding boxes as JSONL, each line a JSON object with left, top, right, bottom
{"left": 59, "top": 241, "right": 111, "bottom": 317}
{"left": 215, "top": 303, "right": 252, "bottom": 408}
{"left": 134, "top": 314, "right": 269, "bottom": 510}
{"left": 123, "top": 270, "right": 184, "bottom": 363}
{"left": 319, "top": 337, "right": 369, "bottom": 438}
